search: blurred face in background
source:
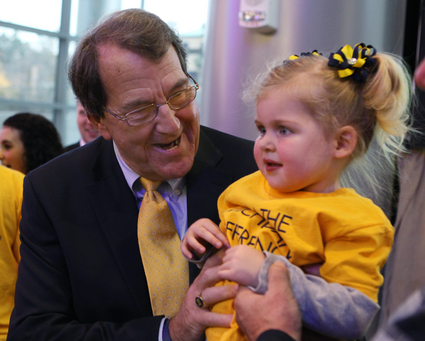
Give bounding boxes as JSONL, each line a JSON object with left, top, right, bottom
{"left": 77, "top": 101, "right": 100, "bottom": 144}
{"left": 0, "top": 126, "right": 26, "bottom": 174}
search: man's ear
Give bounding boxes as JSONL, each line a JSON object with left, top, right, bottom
{"left": 334, "top": 126, "right": 357, "bottom": 159}
{"left": 88, "top": 114, "right": 112, "bottom": 140}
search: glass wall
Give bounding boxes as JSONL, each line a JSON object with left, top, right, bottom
{"left": 0, "top": 0, "right": 208, "bottom": 146}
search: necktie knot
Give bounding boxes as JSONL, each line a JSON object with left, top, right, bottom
{"left": 140, "top": 177, "right": 162, "bottom": 192}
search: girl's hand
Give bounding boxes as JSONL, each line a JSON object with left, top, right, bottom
{"left": 181, "top": 218, "right": 230, "bottom": 260}
{"left": 218, "top": 245, "right": 265, "bottom": 287}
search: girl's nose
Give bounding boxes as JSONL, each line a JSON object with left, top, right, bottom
{"left": 258, "top": 133, "right": 275, "bottom": 151}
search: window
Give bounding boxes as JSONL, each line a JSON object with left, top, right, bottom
{"left": 0, "top": 0, "right": 208, "bottom": 146}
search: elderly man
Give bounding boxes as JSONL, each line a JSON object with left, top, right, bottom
{"left": 8, "top": 9, "right": 257, "bottom": 341}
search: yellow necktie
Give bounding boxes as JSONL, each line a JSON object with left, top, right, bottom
{"left": 137, "top": 178, "right": 189, "bottom": 318}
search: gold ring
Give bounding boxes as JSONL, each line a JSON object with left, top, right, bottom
{"left": 195, "top": 295, "right": 204, "bottom": 308}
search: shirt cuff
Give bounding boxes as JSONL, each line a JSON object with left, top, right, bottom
{"left": 247, "top": 251, "right": 274, "bottom": 294}
{"left": 159, "top": 318, "right": 172, "bottom": 341}
{"left": 184, "top": 244, "right": 217, "bottom": 268}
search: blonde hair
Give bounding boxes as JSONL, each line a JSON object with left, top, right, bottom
{"left": 248, "top": 53, "right": 412, "bottom": 160}
{"left": 244, "top": 52, "right": 414, "bottom": 205}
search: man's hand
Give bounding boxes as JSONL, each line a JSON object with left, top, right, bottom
{"left": 169, "top": 249, "right": 236, "bottom": 341}
{"left": 415, "top": 57, "right": 425, "bottom": 88}
{"left": 234, "top": 262, "right": 301, "bottom": 341}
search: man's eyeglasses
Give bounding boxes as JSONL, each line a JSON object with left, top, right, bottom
{"left": 104, "top": 75, "right": 199, "bottom": 127}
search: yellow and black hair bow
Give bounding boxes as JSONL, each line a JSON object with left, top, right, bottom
{"left": 287, "top": 50, "right": 322, "bottom": 60}
{"left": 328, "top": 43, "right": 377, "bottom": 82}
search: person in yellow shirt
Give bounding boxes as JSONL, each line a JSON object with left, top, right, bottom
{"left": 182, "top": 44, "right": 414, "bottom": 340}
{"left": 0, "top": 166, "right": 24, "bottom": 340}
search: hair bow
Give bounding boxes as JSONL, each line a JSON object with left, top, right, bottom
{"left": 328, "top": 43, "right": 377, "bottom": 82}
{"left": 287, "top": 50, "right": 322, "bottom": 60}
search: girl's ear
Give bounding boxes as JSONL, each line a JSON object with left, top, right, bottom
{"left": 334, "top": 126, "right": 357, "bottom": 159}
{"left": 88, "top": 115, "right": 112, "bottom": 140}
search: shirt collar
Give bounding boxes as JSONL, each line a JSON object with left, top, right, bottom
{"left": 112, "top": 141, "right": 184, "bottom": 195}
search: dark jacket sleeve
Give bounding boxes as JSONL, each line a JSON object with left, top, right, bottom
{"left": 257, "top": 330, "right": 296, "bottom": 341}
{"left": 8, "top": 140, "right": 163, "bottom": 340}
{"left": 8, "top": 128, "right": 258, "bottom": 341}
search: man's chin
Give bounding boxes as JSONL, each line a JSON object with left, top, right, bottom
{"left": 153, "top": 158, "right": 195, "bottom": 180}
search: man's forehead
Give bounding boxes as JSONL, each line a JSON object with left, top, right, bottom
{"left": 97, "top": 44, "right": 189, "bottom": 112}
{"left": 97, "top": 44, "right": 184, "bottom": 81}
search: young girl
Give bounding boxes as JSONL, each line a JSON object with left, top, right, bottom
{"left": 182, "top": 44, "right": 413, "bottom": 340}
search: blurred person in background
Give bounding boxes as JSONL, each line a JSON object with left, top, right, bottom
{"left": 64, "top": 100, "right": 100, "bottom": 152}
{"left": 0, "top": 112, "right": 63, "bottom": 174}
{"left": 0, "top": 165, "right": 24, "bottom": 341}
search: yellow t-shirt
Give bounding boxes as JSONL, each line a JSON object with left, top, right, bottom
{"left": 0, "top": 166, "right": 24, "bottom": 340}
{"left": 206, "top": 171, "right": 394, "bottom": 341}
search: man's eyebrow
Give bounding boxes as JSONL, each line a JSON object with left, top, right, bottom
{"left": 119, "top": 76, "right": 190, "bottom": 113}
{"left": 122, "top": 99, "right": 154, "bottom": 113}
{"left": 166, "top": 76, "right": 191, "bottom": 95}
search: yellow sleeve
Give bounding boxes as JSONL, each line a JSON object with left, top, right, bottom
{"left": 320, "top": 223, "right": 394, "bottom": 302}
{"left": 12, "top": 225, "right": 21, "bottom": 264}
{"left": 12, "top": 172, "right": 24, "bottom": 263}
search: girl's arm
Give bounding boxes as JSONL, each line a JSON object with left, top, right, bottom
{"left": 262, "top": 253, "right": 379, "bottom": 340}
{"left": 216, "top": 248, "right": 379, "bottom": 339}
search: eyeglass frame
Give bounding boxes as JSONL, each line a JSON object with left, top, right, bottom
{"left": 104, "top": 75, "right": 199, "bottom": 127}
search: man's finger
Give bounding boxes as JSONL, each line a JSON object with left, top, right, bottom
{"left": 203, "top": 248, "right": 225, "bottom": 269}
{"left": 202, "top": 283, "right": 238, "bottom": 307}
{"left": 415, "top": 58, "right": 425, "bottom": 88}
{"left": 267, "top": 262, "right": 290, "bottom": 291}
{"left": 200, "top": 311, "right": 233, "bottom": 328}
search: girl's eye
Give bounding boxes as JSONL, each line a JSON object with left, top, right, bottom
{"left": 279, "top": 126, "right": 291, "bottom": 135}
{"left": 257, "top": 126, "right": 266, "bottom": 136}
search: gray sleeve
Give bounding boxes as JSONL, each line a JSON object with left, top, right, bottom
{"left": 254, "top": 252, "right": 380, "bottom": 340}
{"left": 372, "top": 286, "right": 425, "bottom": 341}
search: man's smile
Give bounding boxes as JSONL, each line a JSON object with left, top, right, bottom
{"left": 154, "top": 135, "right": 181, "bottom": 150}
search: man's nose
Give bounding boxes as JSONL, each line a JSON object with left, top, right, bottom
{"left": 155, "top": 104, "right": 181, "bottom": 134}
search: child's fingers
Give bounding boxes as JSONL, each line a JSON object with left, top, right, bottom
{"left": 195, "top": 228, "right": 226, "bottom": 249}
{"left": 200, "top": 220, "right": 230, "bottom": 248}
{"left": 184, "top": 233, "right": 207, "bottom": 254}
{"left": 213, "top": 231, "right": 230, "bottom": 249}
{"left": 181, "top": 246, "right": 193, "bottom": 259}
{"left": 181, "top": 238, "right": 197, "bottom": 259}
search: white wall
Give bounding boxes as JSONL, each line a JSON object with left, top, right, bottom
{"left": 201, "top": 0, "right": 407, "bottom": 141}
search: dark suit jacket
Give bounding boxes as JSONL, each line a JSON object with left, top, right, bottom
{"left": 258, "top": 330, "right": 295, "bottom": 341}
{"left": 63, "top": 141, "right": 81, "bottom": 152}
{"left": 8, "top": 126, "right": 257, "bottom": 341}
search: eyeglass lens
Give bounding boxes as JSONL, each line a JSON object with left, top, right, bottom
{"left": 127, "top": 86, "right": 197, "bottom": 126}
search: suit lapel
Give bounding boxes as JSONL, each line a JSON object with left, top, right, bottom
{"left": 86, "top": 139, "right": 152, "bottom": 314}
{"left": 187, "top": 127, "right": 235, "bottom": 226}
{"left": 186, "top": 128, "right": 236, "bottom": 282}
